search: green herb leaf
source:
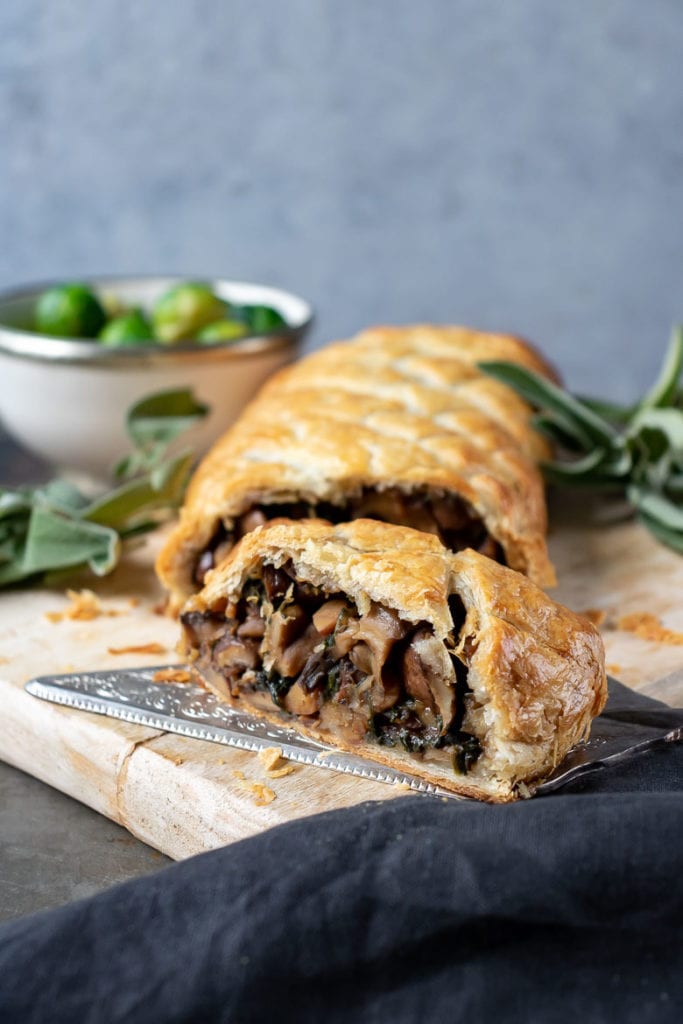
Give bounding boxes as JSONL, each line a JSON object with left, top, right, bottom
{"left": 84, "top": 452, "right": 193, "bottom": 532}
{"left": 479, "top": 329, "right": 683, "bottom": 556}
{"left": 479, "top": 361, "right": 618, "bottom": 448}
{"left": 627, "top": 486, "right": 683, "bottom": 531}
{"left": 638, "top": 326, "right": 683, "bottom": 410}
{"left": 0, "top": 388, "right": 209, "bottom": 589}
{"left": 126, "top": 388, "right": 209, "bottom": 452}
{"left": 531, "top": 413, "right": 586, "bottom": 452}
{"left": 0, "top": 506, "right": 120, "bottom": 585}
{"left": 0, "top": 490, "right": 33, "bottom": 520}
{"left": 628, "top": 407, "right": 683, "bottom": 451}
{"left": 541, "top": 448, "right": 608, "bottom": 480}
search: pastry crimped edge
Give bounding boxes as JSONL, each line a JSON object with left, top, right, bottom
{"left": 181, "top": 519, "right": 606, "bottom": 803}
{"left": 158, "top": 324, "right": 558, "bottom": 611}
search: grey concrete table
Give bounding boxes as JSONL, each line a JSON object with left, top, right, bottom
{"left": 0, "top": 433, "right": 171, "bottom": 924}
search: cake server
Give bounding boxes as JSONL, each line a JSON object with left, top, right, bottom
{"left": 25, "top": 667, "right": 682, "bottom": 799}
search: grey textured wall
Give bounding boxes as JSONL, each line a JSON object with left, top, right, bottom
{"left": 1, "top": 1, "right": 683, "bottom": 400}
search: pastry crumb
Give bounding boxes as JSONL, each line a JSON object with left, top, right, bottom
{"left": 231, "top": 769, "right": 246, "bottom": 780}
{"left": 267, "top": 764, "right": 296, "bottom": 779}
{"left": 616, "top": 612, "right": 683, "bottom": 646}
{"left": 257, "top": 746, "right": 296, "bottom": 779}
{"left": 394, "top": 781, "right": 412, "bottom": 792}
{"left": 108, "top": 642, "right": 168, "bottom": 656}
{"left": 258, "top": 746, "right": 283, "bottom": 771}
{"left": 152, "top": 668, "right": 193, "bottom": 684}
{"left": 580, "top": 608, "right": 607, "bottom": 628}
{"left": 171, "top": 756, "right": 185, "bottom": 766}
{"left": 606, "top": 663, "right": 622, "bottom": 676}
{"left": 46, "top": 589, "right": 125, "bottom": 623}
{"left": 128, "top": 597, "right": 141, "bottom": 608}
{"left": 250, "top": 782, "right": 276, "bottom": 806}
{"left": 0, "top": 655, "right": 9, "bottom": 665}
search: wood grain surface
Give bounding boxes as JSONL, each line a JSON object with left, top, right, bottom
{"left": 1, "top": 498, "right": 682, "bottom": 861}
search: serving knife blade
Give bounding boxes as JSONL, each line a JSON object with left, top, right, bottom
{"left": 25, "top": 667, "right": 682, "bottom": 799}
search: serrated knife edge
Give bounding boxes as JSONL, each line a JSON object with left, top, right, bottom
{"left": 24, "top": 667, "right": 682, "bottom": 801}
{"left": 24, "top": 675, "right": 457, "bottom": 800}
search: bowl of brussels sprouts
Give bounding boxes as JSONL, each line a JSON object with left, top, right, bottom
{"left": 0, "top": 276, "right": 312, "bottom": 479}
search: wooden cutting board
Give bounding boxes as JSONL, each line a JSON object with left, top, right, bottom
{"left": 1, "top": 497, "right": 682, "bottom": 861}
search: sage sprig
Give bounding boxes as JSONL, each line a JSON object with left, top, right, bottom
{"left": 0, "top": 388, "right": 208, "bottom": 587}
{"left": 479, "top": 327, "right": 683, "bottom": 553}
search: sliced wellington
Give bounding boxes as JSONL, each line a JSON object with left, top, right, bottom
{"left": 158, "top": 324, "right": 558, "bottom": 611}
{"left": 179, "top": 520, "right": 606, "bottom": 803}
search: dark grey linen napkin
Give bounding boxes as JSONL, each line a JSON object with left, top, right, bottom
{"left": 0, "top": 683, "right": 681, "bottom": 1024}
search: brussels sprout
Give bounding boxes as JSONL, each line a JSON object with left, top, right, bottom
{"left": 152, "top": 282, "right": 227, "bottom": 343}
{"left": 99, "top": 291, "right": 128, "bottom": 320}
{"left": 35, "top": 283, "right": 107, "bottom": 338}
{"left": 196, "top": 319, "right": 249, "bottom": 344}
{"left": 98, "top": 308, "right": 153, "bottom": 346}
{"left": 245, "top": 304, "right": 288, "bottom": 334}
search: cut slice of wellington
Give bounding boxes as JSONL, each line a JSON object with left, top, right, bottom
{"left": 158, "top": 325, "right": 558, "bottom": 612}
{"left": 179, "top": 520, "right": 606, "bottom": 803}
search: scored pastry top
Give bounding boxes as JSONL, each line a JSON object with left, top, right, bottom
{"left": 158, "top": 324, "right": 558, "bottom": 609}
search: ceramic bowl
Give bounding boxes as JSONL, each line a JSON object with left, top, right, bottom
{"left": 0, "top": 276, "right": 312, "bottom": 481}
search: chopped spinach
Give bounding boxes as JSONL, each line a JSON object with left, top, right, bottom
{"left": 450, "top": 733, "right": 482, "bottom": 774}
{"left": 253, "top": 669, "right": 293, "bottom": 708}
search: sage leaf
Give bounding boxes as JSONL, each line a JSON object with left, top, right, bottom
{"left": 126, "top": 388, "right": 209, "bottom": 452}
{"left": 628, "top": 407, "right": 683, "bottom": 452}
{"left": 0, "top": 506, "right": 120, "bottom": 584}
{"left": 542, "top": 448, "right": 607, "bottom": 478}
{"left": 531, "top": 414, "right": 586, "bottom": 452}
{"left": 628, "top": 487, "right": 683, "bottom": 531}
{"left": 479, "top": 361, "right": 618, "bottom": 448}
{"left": 84, "top": 452, "right": 193, "bottom": 532}
{"left": 33, "top": 480, "right": 90, "bottom": 514}
{"left": 639, "top": 326, "right": 683, "bottom": 410}
{"left": 0, "top": 387, "right": 209, "bottom": 589}
{"left": 479, "top": 332, "right": 683, "bottom": 555}
{"left": 0, "top": 490, "right": 33, "bottom": 520}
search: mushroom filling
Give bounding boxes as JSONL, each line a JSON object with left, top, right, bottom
{"left": 182, "top": 563, "right": 482, "bottom": 775}
{"left": 193, "top": 488, "right": 503, "bottom": 585}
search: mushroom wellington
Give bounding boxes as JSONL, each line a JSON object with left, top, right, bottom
{"left": 180, "top": 520, "right": 606, "bottom": 803}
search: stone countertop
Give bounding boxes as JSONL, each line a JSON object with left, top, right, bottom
{"left": 0, "top": 432, "right": 171, "bottom": 924}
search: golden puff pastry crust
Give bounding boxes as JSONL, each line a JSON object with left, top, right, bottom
{"left": 180, "top": 519, "right": 606, "bottom": 803}
{"left": 158, "top": 324, "right": 557, "bottom": 611}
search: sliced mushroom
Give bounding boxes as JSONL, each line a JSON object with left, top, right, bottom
{"left": 262, "top": 564, "right": 291, "bottom": 602}
{"left": 237, "top": 607, "right": 266, "bottom": 638}
{"left": 403, "top": 627, "right": 456, "bottom": 733}
{"left": 355, "top": 605, "right": 409, "bottom": 666}
{"left": 283, "top": 681, "right": 321, "bottom": 716}
{"left": 238, "top": 508, "right": 268, "bottom": 536}
{"left": 276, "top": 623, "right": 322, "bottom": 678}
{"left": 403, "top": 644, "right": 434, "bottom": 707}
{"left": 312, "top": 599, "right": 350, "bottom": 636}
{"left": 262, "top": 603, "right": 307, "bottom": 671}
{"left": 213, "top": 635, "right": 259, "bottom": 673}
{"left": 318, "top": 700, "right": 369, "bottom": 744}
